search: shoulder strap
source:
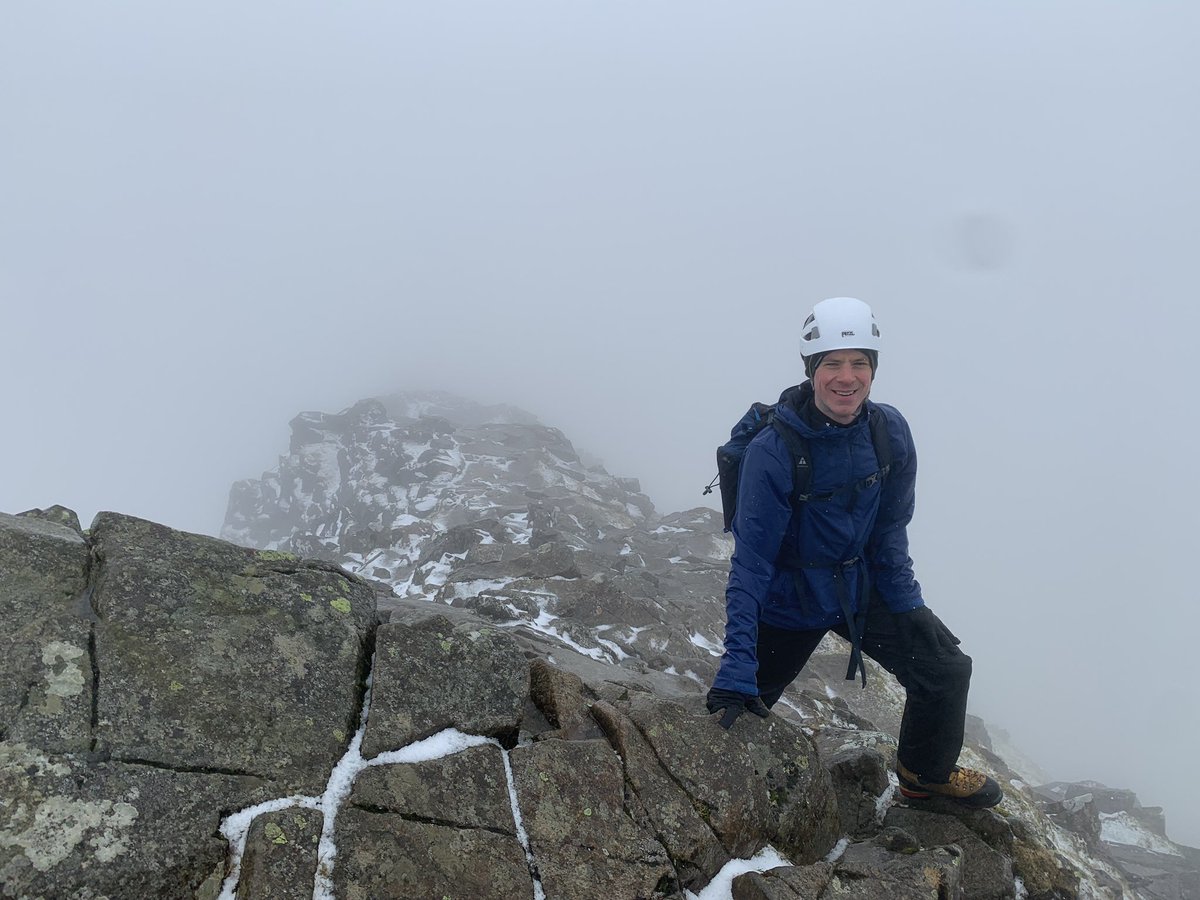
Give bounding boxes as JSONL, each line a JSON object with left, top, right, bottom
{"left": 769, "top": 414, "right": 812, "bottom": 508}
{"left": 867, "top": 406, "right": 892, "bottom": 480}
{"left": 773, "top": 407, "right": 891, "bottom": 506}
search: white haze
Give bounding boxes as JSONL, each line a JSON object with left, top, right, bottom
{"left": 3, "top": 1, "right": 1198, "bottom": 846}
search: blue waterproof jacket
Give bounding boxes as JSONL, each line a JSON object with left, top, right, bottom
{"left": 713, "top": 383, "right": 925, "bottom": 696}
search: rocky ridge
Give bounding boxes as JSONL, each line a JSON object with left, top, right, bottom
{"left": 219, "top": 390, "right": 1200, "bottom": 899}
{"left": 0, "top": 507, "right": 951, "bottom": 898}
{"left": 222, "top": 391, "right": 732, "bottom": 692}
{"left": 2, "top": 392, "right": 1196, "bottom": 897}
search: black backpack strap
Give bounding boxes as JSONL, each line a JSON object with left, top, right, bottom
{"left": 776, "top": 409, "right": 891, "bottom": 507}
{"left": 841, "top": 407, "right": 893, "bottom": 512}
{"left": 867, "top": 406, "right": 892, "bottom": 481}
{"left": 769, "top": 415, "right": 812, "bottom": 508}
{"left": 787, "top": 555, "right": 871, "bottom": 688}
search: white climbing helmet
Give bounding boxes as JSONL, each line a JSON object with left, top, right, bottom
{"left": 799, "top": 297, "right": 882, "bottom": 358}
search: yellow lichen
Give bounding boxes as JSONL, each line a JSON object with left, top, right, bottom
{"left": 330, "top": 598, "right": 352, "bottom": 613}
{"left": 257, "top": 550, "right": 297, "bottom": 562}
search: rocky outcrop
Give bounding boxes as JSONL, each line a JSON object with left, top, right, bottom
{"left": 220, "top": 391, "right": 733, "bottom": 688}
{"left": 0, "top": 507, "right": 92, "bottom": 756}
{"left": 5, "top": 505, "right": 1142, "bottom": 900}
{"left": 89, "top": 513, "right": 377, "bottom": 794}
{"left": 731, "top": 837, "right": 964, "bottom": 900}
{"left": 7, "top": 394, "right": 1197, "bottom": 898}
{"left": 0, "top": 508, "right": 377, "bottom": 898}
{"left": 1032, "top": 781, "right": 1200, "bottom": 900}
{"left": 0, "top": 508, "right": 943, "bottom": 899}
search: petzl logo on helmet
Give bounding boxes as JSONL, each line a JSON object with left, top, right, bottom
{"left": 841, "top": 330, "right": 855, "bottom": 337}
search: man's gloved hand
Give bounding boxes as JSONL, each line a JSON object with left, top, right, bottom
{"left": 897, "top": 606, "right": 961, "bottom": 659}
{"left": 706, "top": 688, "right": 770, "bottom": 730}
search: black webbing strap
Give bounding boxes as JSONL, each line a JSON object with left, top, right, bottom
{"left": 789, "top": 556, "right": 870, "bottom": 687}
{"left": 769, "top": 415, "right": 813, "bottom": 510}
{"left": 772, "top": 415, "right": 889, "bottom": 509}
{"left": 830, "top": 558, "right": 870, "bottom": 687}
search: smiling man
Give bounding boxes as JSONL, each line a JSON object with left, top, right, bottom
{"left": 706, "top": 296, "right": 1002, "bottom": 810}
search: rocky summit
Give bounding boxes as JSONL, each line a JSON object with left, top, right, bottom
{"left": 2, "top": 393, "right": 1197, "bottom": 899}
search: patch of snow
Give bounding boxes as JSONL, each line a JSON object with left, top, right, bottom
{"left": 311, "top": 683, "right": 379, "bottom": 897}
{"left": 418, "top": 557, "right": 455, "bottom": 592}
{"left": 503, "top": 511, "right": 532, "bottom": 545}
{"left": 216, "top": 795, "right": 321, "bottom": 900}
{"left": 300, "top": 443, "right": 343, "bottom": 495}
{"left": 689, "top": 632, "right": 724, "bottom": 657}
{"left": 823, "top": 837, "right": 850, "bottom": 863}
{"left": 445, "top": 577, "right": 517, "bottom": 600}
{"left": 369, "top": 730, "right": 492, "bottom": 766}
{"left": 401, "top": 440, "right": 432, "bottom": 461}
{"left": 876, "top": 771, "right": 899, "bottom": 823}
{"left": 500, "top": 738, "right": 547, "bottom": 900}
{"left": 1100, "top": 812, "right": 1182, "bottom": 856}
{"left": 684, "top": 846, "right": 793, "bottom": 900}
{"left": 522, "top": 608, "right": 607, "bottom": 662}
{"left": 652, "top": 525, "right": 690, "bottom": 534}
{"left": 595, "top": 637, "right": 629, "bottom": 661}
{"left": 218, "top": 653, "right": 544, "bottom": 900}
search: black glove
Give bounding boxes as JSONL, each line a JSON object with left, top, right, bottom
{"left": 706, "top": 688, "right": 770, "bottom": 730}
{"left": 897, "top": 606, "right": 961, "bottom": 659}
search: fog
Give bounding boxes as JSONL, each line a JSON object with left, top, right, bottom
{"left": 4, "top": 2, "right": 1198, "bottom": 845}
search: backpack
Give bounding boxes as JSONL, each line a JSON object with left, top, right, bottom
{"left": 703, "top": 400, "right": 892, "bottom": 533}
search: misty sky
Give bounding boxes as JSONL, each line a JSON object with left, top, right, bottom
{"left": 4, "top": 2, "right": 1199, "bottom": 845}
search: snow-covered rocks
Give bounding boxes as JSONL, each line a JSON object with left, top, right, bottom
{"left": 221, "top": 391, "right": 732, "bottom": 685}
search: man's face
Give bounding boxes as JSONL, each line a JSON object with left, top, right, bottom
{"left": 811, "top": 349, "right": 874, "bottom": 424}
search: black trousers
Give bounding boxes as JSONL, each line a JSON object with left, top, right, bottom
{"left": 755, "top": 594, "right": 972, "bottom": 782}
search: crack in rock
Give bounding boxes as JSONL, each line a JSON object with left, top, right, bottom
{"left": 216, "top": 653, "right": 545, "bottom": 900}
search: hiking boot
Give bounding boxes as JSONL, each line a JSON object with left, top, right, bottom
{"left": 896, "top": 762, "right": 1003, "bottom": 809}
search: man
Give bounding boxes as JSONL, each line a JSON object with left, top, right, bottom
{"left": 706, "top": 297, "right": 1001, "bottom": 809}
